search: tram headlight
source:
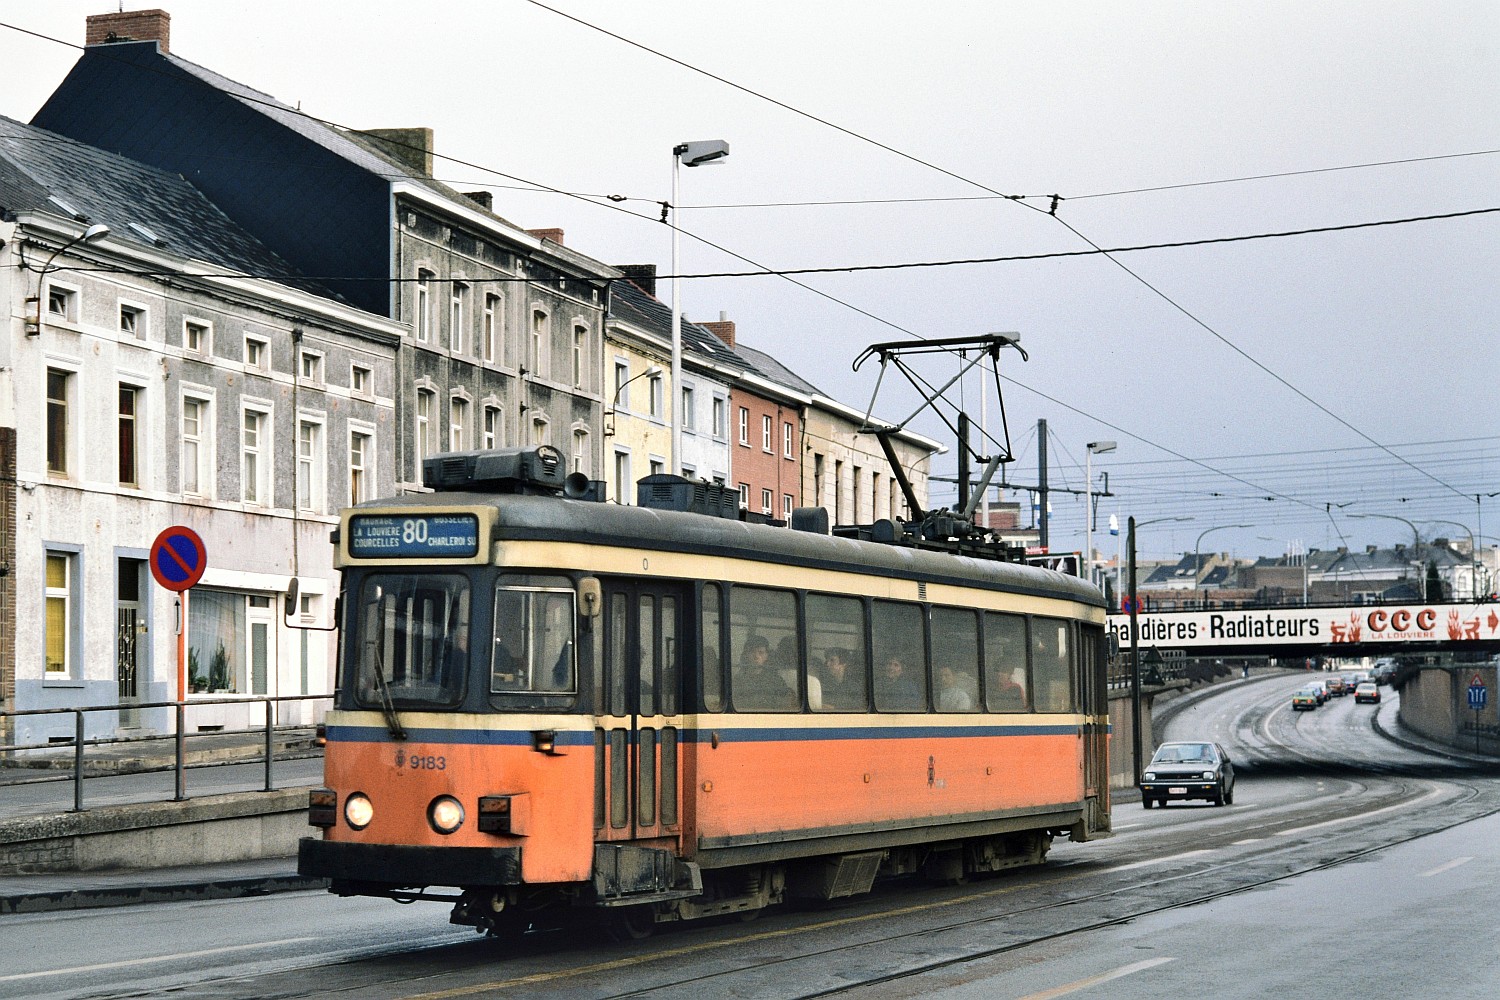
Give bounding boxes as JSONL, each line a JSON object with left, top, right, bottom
{"left": 344, "top": 792, "right": 374, "bottom": 830}
{"left": 428, "top": 795, "right": 465, "bottom": 834}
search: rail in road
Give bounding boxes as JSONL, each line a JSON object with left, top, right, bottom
{"left": 4, "top": 674, "right": 1498, "bottom": 998}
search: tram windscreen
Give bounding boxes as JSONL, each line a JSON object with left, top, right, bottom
{"left": 354, "top": 573, "right": 469, "bottom": 708}
{"left": 492, "top": 585, "right": 576, "bottom": 695}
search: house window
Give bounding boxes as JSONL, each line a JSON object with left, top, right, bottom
{"left": 188, "top": 590, "right": 274, "bottom": 694}
{"left": 784, "top": 494, "right": 794, "bottom": 520}
{"left": 182, "top": 396, "right": 211, "bottom": 497}
{"left": 681, "top": 385, "right": 696, "bottom": 431}
{"left": 299, "top": 350, "right": 323, "bottom": 383}
{"left": 449, "top": 396, "right": 469, "bottom": 452}
{"left": 245, "top": 336, "right": 268, "bottom": 371}
{"left": 415, "top": 388, "right": 435, "bottom": 467}
{"left": 45, "top": 551, "right": 75, "bottom": 677}
{"left": 572, "top": 428, "right": 590, "bottom": 475}
{"left": 762, "top": 415, "right": 773, "bottom": 452}
{"left": 349, "top": 430, "right": 372, "bottom": 505}
{"left": 738, "top": 483, "right": 750, "bottom": 509}
{"left": 614, "top": 450, "right": 631, "bottom": 504}
{"left": 46, "top": 284, "right": 77, "bottom": 323}
{"left": 483, "top": 293, "right": 501, "bottom": 363}
{"left": 415, "top": 269, "right": 433, "bottom": 343}
{"left": 650, "top": 458, "right": 665, "bottom": 477}
{"left": 184, "top": 319, "right": 210, "bottom": 354}
{"left": 761, "top": 488, "right": 774, "bottom": 514}
{"left": 738, "top": 407, "right": 748, "bottom": 446}
{"left": 783, "top": 421, "right": 794, "bottom": 459}
{"left": 530, "top": 309, "right": 548, "bottom": 376}
{"left": 532, "top": 415, "right": 550, "bottom": 447}
{"left": 242, "top": 408, "right": 270, "bottom": 504}
{"left": 648, "top": 374, "right": 664, "bottom": 419}
{"left": 297, "top": 419, "right": 324, "bottom": 512}
{"left": 119, "top": 304, "right": 145, "bottom": 339}
{"left": 712, "top": 396, "right": 726, "bottom": 438}
{"left": 350, "top": 364, "right": 371, "bottom": 396}
{"left": 46, "top": 368, "right": 70, "bottom": 476}
{"left": 483, "top": 406, "right": 502, "bottom": 449}
{"left": 613, "top": 361, "right": 631, "bottom": 409}
{"left": 450, "top": 282, "right": 468, "bottom": 354}
{"left": 118, "top": 385, "right": 140, "bottom": 487}
{"left": 572, "top": 324, "right": 587, "bottom": 388}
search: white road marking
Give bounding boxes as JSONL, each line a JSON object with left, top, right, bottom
{"left": 1232, "top": 838, "right": 1264, "bottom": 845}
{"left": 0, "top": 937, "right": 319, "bottom": 983}
{"left": 1418, "top": 856, "right": 1474, "bottom": 878}
{"left": 1102, "top": 849, "right": 1212, "bottom": 873}
{"left": 1017, "top": 957, "right": 1177, "bottom": 999}
{"left": 1275, "top": 786, "right": 1445, "bottom": 838}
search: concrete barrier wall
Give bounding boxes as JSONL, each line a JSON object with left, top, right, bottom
{"left": 0, "top": 789, "right": 308, "bottom": 874}
{"left": 1398, "top": 665, "right": 1500, "bottom": 754}
{"left": 1109, "top": 689, "right": 1154, "bottom": 790}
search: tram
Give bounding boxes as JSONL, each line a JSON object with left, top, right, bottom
{"left": 298, "top": 446, "right": 1111, "bottom": 935}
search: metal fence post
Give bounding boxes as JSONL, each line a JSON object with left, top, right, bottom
{"left": 174, "top": 701, "right": 187, "bottom": 801}
{"left": 72, "top": 709, "right": 85, "bottom": 812}
{"left": 264, "top": 699, "right": 275, "bottom": 792}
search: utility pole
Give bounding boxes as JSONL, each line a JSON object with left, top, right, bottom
{"left": 1037, "top": 418, "right": 1049, "bottom": 550}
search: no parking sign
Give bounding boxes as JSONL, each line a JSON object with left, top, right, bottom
{"left": 150, "top": 525, "right": 207, "bottom": 592}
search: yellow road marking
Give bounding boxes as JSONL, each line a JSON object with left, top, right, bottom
{"left": 1017, "top": 957, "right": 1176, "bottom": 999}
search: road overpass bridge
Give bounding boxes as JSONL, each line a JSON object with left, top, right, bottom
{"left": 1106, "top": 600, "right": 1500, "bottom": 661}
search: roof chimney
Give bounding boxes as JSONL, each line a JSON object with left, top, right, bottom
{"left": 526, "top": 228, "right": 565, "bottom": 247}
{"left": 87, "top": 9, "right": 170, "bottom": 52}
{"left": 615, "top": 264, "right": 657, "bottom": 298}
{"left": 700, "top": 311, "right": 735, "bottom": 348}
{"left": 462, "top": 190, "right": 493, "bottom": 211}
{"left": 359, "top": 128, "right": 434, "bottom": 176}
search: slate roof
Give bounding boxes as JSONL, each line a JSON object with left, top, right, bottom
{"left": 733, "top": 343, "right": 823, "bottom": 398}
{"left": 0, "top": 115, "right": 314, "bottom": 287}
{"left": 608, "top": 277, "right": 750, "bottom": 370}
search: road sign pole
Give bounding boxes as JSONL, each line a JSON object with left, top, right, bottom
{"left": 178, "top": 589, "right": 189, "bottom": 701}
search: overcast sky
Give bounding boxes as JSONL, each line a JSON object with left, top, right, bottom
{"left": 5, "top": 1, "right": 1497, "bottom": 563}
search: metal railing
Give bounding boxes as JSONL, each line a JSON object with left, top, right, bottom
{"left": 0, "top": 693, "right": 332, "bottom": 812}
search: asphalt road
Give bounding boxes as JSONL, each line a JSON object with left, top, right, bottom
{"left": 3, "top": 674, "right": 1497, "bottom": 999}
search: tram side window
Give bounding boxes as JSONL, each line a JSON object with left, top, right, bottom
{"left": 701, "top": 584, "right": 724, "bottom": 711}
{"left": 1032, "top": 617, "right": 1075, "bottom": 713}
{"left": 807, "top": 593, "right": 866, "bottom": 711}
{"left": 984, "top": 612, "right": 1030, "bottom": 712}
{"left": 355, "top": 573, "right": 469, "bottom": 708}
{"left": 729, "top": 586, "right": 800, "bottom": 712}
{"left": 608, "top": 592, "right": 628, "bottom": 716}
{"left": 872, "top": 600, "right": 926, "bottom": 712}
{"left": 491, "top": 585, "right": 577, "bottom": 694}
{"left": 931, "top": 607, "right": 980, "bottom": 712}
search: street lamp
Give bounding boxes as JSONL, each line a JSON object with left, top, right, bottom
{"left": 670, "top": 140, "right": 729, "bottom": 477}
{"left": 26, "top": 223, "right": 111, "bottom": 335}
{"left": 1193, "top": 523, "right": 1251, "bottom": 601}
{"left": 1128, "top": 514, "right": 1192, "bottom": 786}
{"left": 603, "top": 364, "right": 662, "bottom": 437}
{"left": 1423, "top": 519, "right": 1476, "bottom": 599}
{"left": 1084, "top": 440, "right": 1116, "bottom": 589}
{"left": 1349, "top": 513, "right": 1422, "bottom": 595}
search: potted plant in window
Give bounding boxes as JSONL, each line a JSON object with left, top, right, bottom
{"left": 208, "top": 641, "right": 230, "bottom": 693}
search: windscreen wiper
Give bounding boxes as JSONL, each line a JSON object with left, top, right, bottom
{"left": 368, "top": 642, "right": 408, "bottom": 741}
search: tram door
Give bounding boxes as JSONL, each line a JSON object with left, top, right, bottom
{"left": 1079, "top": 626, "right": 1109, "bottom": 828}
{"left": 597, "top": 581, "right": 685, "bottom": 844}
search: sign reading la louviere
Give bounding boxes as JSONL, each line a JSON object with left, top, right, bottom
{"left": 1105, "top": 603, "right": 1500, "bottom": 649}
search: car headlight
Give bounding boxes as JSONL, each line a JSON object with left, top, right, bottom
{"left": 428, "top": 795, "right": 465, "bottom": 835}
{"left": 344, "top": 792, "right": 374, "bottom": 830}
{"left": 1144, "top": 772, "right": 1156, "bottom": 781}
{"left": 1203, "top": 771, "right": 1217, "bottom": 780}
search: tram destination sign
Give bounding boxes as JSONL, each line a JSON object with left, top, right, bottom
{"left": 348, "top": 513, "right": 480, "bottom": 559}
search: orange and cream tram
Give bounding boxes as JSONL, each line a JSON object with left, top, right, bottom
{"left": 298, "top": 446, "right": 1111, "bottom": 935}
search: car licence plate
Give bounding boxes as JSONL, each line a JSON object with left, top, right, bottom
{"left": 1168, "top": 786, "right": 1188, "bottom": 794}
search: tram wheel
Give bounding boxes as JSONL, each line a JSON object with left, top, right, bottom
{"left": 603, "top": 905, "right": 657, "bottom": 941}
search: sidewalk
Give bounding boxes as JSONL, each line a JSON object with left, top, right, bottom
{"left": 0, "top": 855, "right": 324, "bottom": 915}
{"left": 0, "top": 726, "right": 321, "bottom": 781}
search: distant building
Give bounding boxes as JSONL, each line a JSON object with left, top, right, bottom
{"left": 0, "top": 117, "right": 401, "bottom": 744}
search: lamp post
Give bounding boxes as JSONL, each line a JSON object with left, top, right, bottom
{"left": 604, "top": 364, "right": 661, "bottom": 501}
{"left": 1423, "top": 518, "right": 1476, "bottom": 599}
{"left": 670, "top": 140, "right": 729, "bottom": 477}
{"left": 1192, "top": 523, "right": 1251, "bottom": 606}
{"left": 1349, "top": 513, "right": 1422, "bottom": 594}
{"left": 1084, "top": 441, "right": 1116, "bottom": 589}
{"left": 1128, "top": 514, "right": 1192, "bottom": 786}
{"left": 26, "top": 223, "right": 111, "bottom": 335}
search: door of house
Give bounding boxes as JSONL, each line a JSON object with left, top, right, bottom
{"left": 116, "top": 558, "right": 145, "bottom": 730}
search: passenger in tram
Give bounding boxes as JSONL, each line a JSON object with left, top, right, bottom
{"left": 876, "top": 651, "right": 924, "bottom": 711}
{"left": 735, "top": 634, "right": 797, "bottom": 710}
{"left": 935, "top": 665, "right": 973, "bottom": 711}
{"left": 817, "top": 647, "right": 864, "bottom": 710}
{"left": 990, "top": 668, "right": 1028, "bottom": 711}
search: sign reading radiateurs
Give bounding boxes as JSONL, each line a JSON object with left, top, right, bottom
{"left": 348, "top": 513, "right": 480, "bottom": 559}
{"left": 1106, "top": 603, "right": 1500, "bottom": 649}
